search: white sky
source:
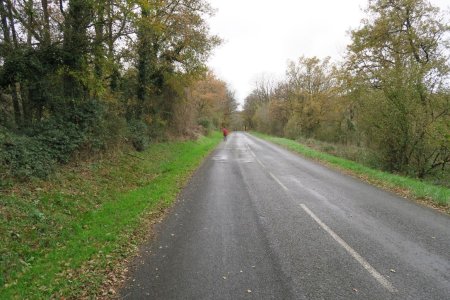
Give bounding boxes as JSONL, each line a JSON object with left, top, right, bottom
{"left": 206, "top": 0, "right": 449, "bottom": 107}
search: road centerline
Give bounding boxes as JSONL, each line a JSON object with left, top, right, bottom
{"left": 244, "top": 135, "right": 397, "bottom": 294}
{"left": 268, "top": 172, "right": 288, "bottom": 191}
{"left": 300, "top": 203, "right": 397, "bottom": 293}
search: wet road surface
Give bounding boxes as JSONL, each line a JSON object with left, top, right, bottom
{"left": 121, "top": 132, "right": 450, "bottom": 299}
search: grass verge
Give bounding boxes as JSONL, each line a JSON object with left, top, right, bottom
{"left": 0, "top": 132, "right": 222, "bottom": 299}
{"left": 252, "top": 132, "right": 449, "bottom": 212}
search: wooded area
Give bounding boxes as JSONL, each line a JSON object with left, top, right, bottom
{"left": 0, "top": 0, "right": 236, "bottom": 181}
{"left": 243, "top": 0, "right": 449, "bottom": 182}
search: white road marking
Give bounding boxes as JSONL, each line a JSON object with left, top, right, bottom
{"left": 246, "top": 143, "right": 266, "bottom": 168}
{"left": 246, "top": 144, "right": 256, "bottom": 157}
{"left": 255, "top": 158, "right": 266, "bottom": 168}
{"left": 268, "top": 172, "right": 288, "bottom": 191}
{"left": 242, "top": 133, "right": 397, "bottom": 293}
{"left": 289, "top": 177, "right": 329, "bottom": 202}
{"left": 300, "top": 203, "right": 397, "bottom": 293}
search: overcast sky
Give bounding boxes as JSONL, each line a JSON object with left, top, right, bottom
{"left": 206, "top": 0, "right": 449, "bottom": 107}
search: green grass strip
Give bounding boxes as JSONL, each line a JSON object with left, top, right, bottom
{"left": 252, "top": 132, "right": 449, "bottom": 207}
{"left": 1, "top": 133, "right": 222, "bottom": 299}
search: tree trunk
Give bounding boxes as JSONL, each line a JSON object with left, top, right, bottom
{"left": 41, "top": 0, "right": 50, "bottom": 45}
{"left": 1, "top": 0, "right": 23, "bottom": 128}
{"left": 94, "top": 2, "right": 104, "bottom": 80}
{"left": 0, "top": 1, "right": 11, "bottom": 46}
{"left": 106, "top": 0, "right": 119, "bottom": 91}
{"left": 11, "top": 83, "right": 23, "bottom": 128}
{"left": 136, "top": 7, "right": 150, "bottom": 118}
{"left": 63, "top": 0, "right": 92, "bottom": 99}
{"left": 5, "top": 0, "right": 17, "bottom": 47}
{"left": 26, "top": 0, "right": 33, "bottom": 46}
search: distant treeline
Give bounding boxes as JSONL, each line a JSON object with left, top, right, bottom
{"left": 243, "top": 0, "right": 450, "bottom": 180}
{"left": 0, "top": 0, "right": 236, "bottom": 180}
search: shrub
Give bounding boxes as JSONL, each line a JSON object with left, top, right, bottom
{"left": 91, "top": 109, "right": 127, "bottom": 151}
{"left": 34, "top": 119, "right": 84, "bottom": 164}
{"left": 0, "top": 129, "right": 55, "bottom": 179}
{"left": 0, "top": 99, "right": 109, "bottom": 179}
{"left": 252, "top": 104, "right": 271, "bottom": 134}
{"left": 127, "top": 119, "right": 150, "bottom": 151}
{"left": 197, "top": 118, "right": 212, "bottom": 135}
{"left": 284, "top": 115, "right": 302, "bottom": 140}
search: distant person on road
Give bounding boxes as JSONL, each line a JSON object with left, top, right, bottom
{"left": 222, "top": 128, "right": 229, "bottom": 141}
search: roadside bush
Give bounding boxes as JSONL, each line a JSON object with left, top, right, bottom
{"left": 0, "top": 129, "right": 55, "bottom": 179}
{"left": 36, "top": 100, "right": 105, "bottom": 161}
{"left": 127, "top": 119, "right": 150, "bottom": 151}
{"left": 0, "top": 99, "right": 108, "bottom": 179}
{"left": 296, "top": 136, "right": 382, "bottom": 169}
{"left": 284, "top": 115, "right": 302, "bottom": 140}
{"left": 198, "top": 118, "right": 212, "bottom": 135}
{"left": 252, "top": 104, "right": 271, "bottom": 134}
{"left": 34, "top": 119, "right": 84, "bottom": 164}
{"left": 91, "top": 109, "right": 127, "bottom": 151}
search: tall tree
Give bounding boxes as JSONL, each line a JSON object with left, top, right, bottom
{"left": 135, "top": 0, "right": 220, "bottom": 122}
{"left": 0, "top": 0, "right": 21, "bottom": 127}
{"left": 346, "top": 0, "right": 450, "bottom": 176}
{"left": 285, "top": 56, "right": 335, "bottom": 137}
{"left": 62, "top": 0, "right": 93, "bottom": 99}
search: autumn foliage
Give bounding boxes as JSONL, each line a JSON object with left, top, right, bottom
{"left": 243, "top": 0, "right": 450, "bottom": 180}
{"left": 0, "top": 0, "right": 235, "bottom": 180}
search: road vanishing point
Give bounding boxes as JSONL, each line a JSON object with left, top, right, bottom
{"left": 121, "top": 132, "right": 450, "bottom": 299}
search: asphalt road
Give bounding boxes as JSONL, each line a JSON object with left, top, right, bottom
{"left": 120, "top": 132, "right": 450, "bottom": 299}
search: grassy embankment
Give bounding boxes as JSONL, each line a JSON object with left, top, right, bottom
{"left": 0, "top": 132, "right": 222, "bottom": 299}
{"left": 252, "top": 132, "right": 449, "bottom": 211}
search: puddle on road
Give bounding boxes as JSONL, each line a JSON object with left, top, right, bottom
{"left": 212, "top": 155, "right": 228, "bottom": 162}
{"left": 212, "top": 147, "right": 254, "bottom": 164}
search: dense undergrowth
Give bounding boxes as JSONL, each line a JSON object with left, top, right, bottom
{"left": 0, "top": 132, "right": 221, "bottom": 298}
{"left": 292, "top": 136, "right": 450, "bottom": 188}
